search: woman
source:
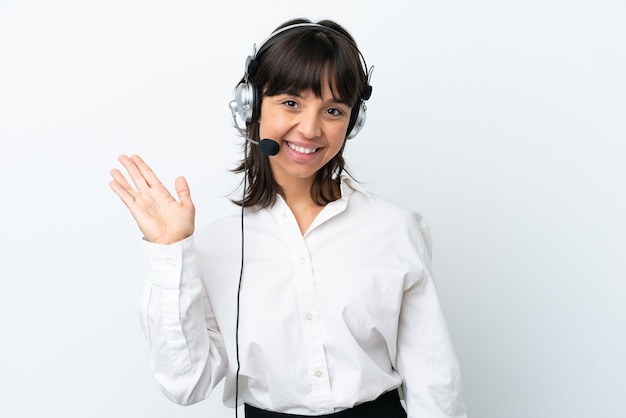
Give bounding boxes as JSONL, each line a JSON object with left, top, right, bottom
{"left": 110, "top": 18, "right": 467, "bottom": 418}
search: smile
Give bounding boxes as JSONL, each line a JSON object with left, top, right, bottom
{"left": 286, "top": 142, "right": 319, "bottom": 155}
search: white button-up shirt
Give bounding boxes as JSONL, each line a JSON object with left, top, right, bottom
{"left": 140, "top": 177, "right": 466, "bottom": 417}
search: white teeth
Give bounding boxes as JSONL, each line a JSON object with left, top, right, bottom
{"left": 287, "top": 142, "right": 317, "bottom": 154}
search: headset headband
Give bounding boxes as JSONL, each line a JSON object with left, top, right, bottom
{"left": 245, "top": 22, "right": 373, "bottom": 100}
{"left": 231, "top": 21, "right": 373, "bottom": 140}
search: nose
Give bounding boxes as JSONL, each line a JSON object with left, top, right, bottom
{"left": 296, "top": 108, "right": 322, "bottom": 139}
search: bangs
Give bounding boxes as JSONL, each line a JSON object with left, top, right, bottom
{"left": 256, "top": 30, "right": 363, "bottom": 107}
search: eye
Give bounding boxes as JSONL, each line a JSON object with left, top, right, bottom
{"left": 283, "top": 100, "right": 298, "bottom": 109}
{"left": 326, "top": 106, "right": 348, "bottom": 117}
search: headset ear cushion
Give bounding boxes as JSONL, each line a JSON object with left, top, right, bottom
{"left": 251, "top": 85, "right": 262, "bottom": 123}
{"left": 346, "top": 101, "right": 367, "bottom": 139}
{"left": 233, "top": 82, "right": 255, "bottom": 123}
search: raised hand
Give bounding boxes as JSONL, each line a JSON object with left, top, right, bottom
{"left": 109, "top": 154, "right": 195, "bottom": 245}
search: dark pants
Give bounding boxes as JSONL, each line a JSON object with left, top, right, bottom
{"left": 244, "top": 390, "right": 407, "bottom": 418}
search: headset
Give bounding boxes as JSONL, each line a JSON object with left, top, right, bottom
{"left": 229, "top": 22, "right": 374, "bottom": 141}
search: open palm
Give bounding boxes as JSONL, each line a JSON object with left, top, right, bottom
{"left": 109, "top": 154, "right": 195, "bottom": 245}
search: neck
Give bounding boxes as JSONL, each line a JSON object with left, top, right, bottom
{"left": 279, "top": 175, "right": 341, "bottom": 206}
{"left": 281, "top": 177, "right": 315, "bottom": 205}
{"left": 278, "top": 176, "right": 340, "bottom": 235}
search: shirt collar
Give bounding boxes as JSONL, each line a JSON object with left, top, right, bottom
{"left": 266, "top": 174, "right": 369, "bottom": 236}
{"left": 268, "top": 173, "right": 369, "bottom": 211}
{"left": 339, "top": 174, "right": 369, "bottom": 200}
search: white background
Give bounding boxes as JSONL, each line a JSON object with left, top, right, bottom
{"left": 1, "top": 1, "right": 624, "bottom": 417}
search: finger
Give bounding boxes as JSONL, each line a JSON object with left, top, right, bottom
{"left": 129, "top": 154, "right": 164, "bottom": 188}
{"left": 175, "top": 176, "right": 194, "bottom": 208}
{"left": 117, "top": 154, "right": 151, "bottom": 192}
{"left": 109, "top": 177, "right": 137, "bottom": 209}
{"left": 110, "top": 168, "right": 138, "bottom": 198}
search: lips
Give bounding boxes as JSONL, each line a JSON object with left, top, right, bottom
{"left": 286, "top": 141, "right": 319, "bottom": 155}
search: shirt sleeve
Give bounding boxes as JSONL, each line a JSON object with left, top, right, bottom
{"left": 396, "top": 214, "right": 467, "bottom": 418}
{"left": 139, "top": 236, "right": 228, "bottom": 405}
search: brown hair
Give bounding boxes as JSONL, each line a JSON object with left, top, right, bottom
{"left": 231, "top": 18, "right": 368, "bottom": 208}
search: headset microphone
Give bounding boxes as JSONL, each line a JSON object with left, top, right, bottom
{"left": 243, "top": 136, "right": 280, "bottom": 156}
{"left": 229, "top": 100, "right": 280, "bottom": 156}
{"left": 258, "top": 139, "right": 279, "bottom": 156}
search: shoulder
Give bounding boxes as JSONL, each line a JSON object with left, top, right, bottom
{"left": 344, "top": 180, "right": 432, "bottom": 257}
{"left": 346, "top": 179, "right": 427, "bottom": 226}
{"left": 197, "top": 212, "right": 239, "bottom": 235}
{"left": 193, "top": 205, "right": 274, "bottom": 248}
{"left": 193, "top": 211, "right": 241, "bottom": 251}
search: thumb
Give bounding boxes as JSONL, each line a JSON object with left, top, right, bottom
{"left": 174, "top": 176, "right": 193, "bottom": 207}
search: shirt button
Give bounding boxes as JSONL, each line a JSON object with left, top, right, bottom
{"left": 305, "top": 312, "right": 313, "bottom": 321}
{"left": 315, "top": 370, "right": 323, "bottom": 378}
{"left": 299, "top": 257, "right": 306, "bottom": 264}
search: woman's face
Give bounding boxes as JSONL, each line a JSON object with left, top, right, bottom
{"left": 259, "top": 81, "right": 352, "bottom": 190}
